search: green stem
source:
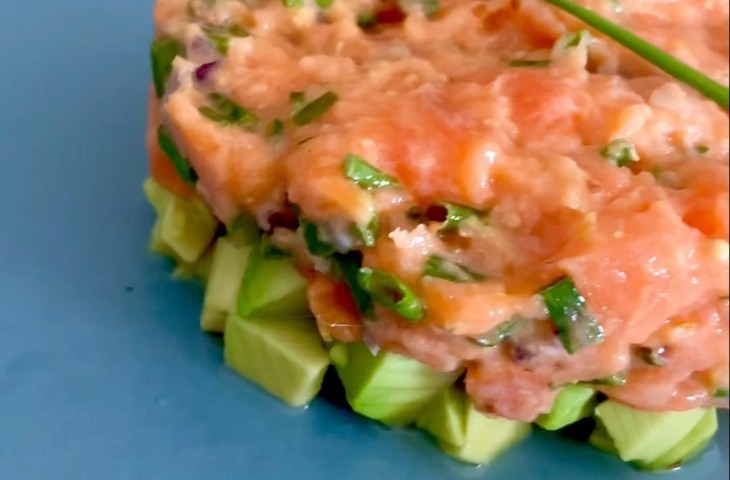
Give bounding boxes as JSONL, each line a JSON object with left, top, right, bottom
{"left": 543, "top": 0, "right": 729, "bottom": 110}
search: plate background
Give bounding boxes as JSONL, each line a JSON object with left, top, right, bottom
{"left": 0, "top": 2, "right": 727, "bottom": 479}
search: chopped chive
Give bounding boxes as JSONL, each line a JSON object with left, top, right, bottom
{"left": 540, "top": 276, "right": 604, "bottom": 354}
{"left": 301, "top": 220, "right": 336, "bottom": 257}
{"left": 198, "top": 93, "right": 258, "bottom": 129}
{"left": 695, "top": 145, "right": 710, "bottom": 154}
{"left": 350, "top": 215, "right": 379, "bottom": 248}
{"left": 600, "top": 139, "right": 639, "bottom": 167}
{"left": 564, "top": 30, "right": 589, "bottom": 49}
{"left": 343, "top": 154, "right": 400, "bottom": 190}
{"left": 156, "top": 126, "right": 198, "bottom": 185}
{"left": 292, "top": 91, "right": 339, "bottom": 126}
{"left": 266, "top": 119, "right": 285, "bottom": 138}
{"left": 332, "top": 252, "right": 373, "bottom": 314}
{"left": 543, "top": 0, "right": 729, "bottom": 109}
{"left": 315, "top": 0, "right": 335, "bottom": 8}
{"left": 357, "top": 13, "right": 378, "bottom": 29}
{"left": 150, "top": 37, "right": 184, "bottom": 98}
{"left": 439, "top": 201, "right": 482, "bottom": 231}
{"left": 423, "top": 255, "right": 485, "bottom": 283}
{"left": 470, "top": 320, "right": 518, "bottom": 347}
{"left": 712, "top": 388, "right": 729, "bottom": 398}
{"left": 419, "top": 0, "right": 440, "bottom": 17}
{"left": 508, "top": 59, "right": 551, "bottom": 68}
{"left": 289, "top": 91, "right": 307, "bottom": 111}
{"left": 283, "top": 0, "right": 304, "bottom": 7}
{"left": 202, "top": 24, "right": 249, "bottom": 55}
{"left": 589, "top": 372, "right": 627, "bottom": 387}
{"left": 357, "top": 268, "right": 426, "bottom": 321}
{"left": 635, "top": 345, "right": 667, "bottom": 367}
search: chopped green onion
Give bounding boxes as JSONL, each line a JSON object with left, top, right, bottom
{"left": 357, "top": 268, "right": 426, "bottom": 321}
{"left": 199, "top": 93, "right": 258, "bottom": 129}
{"left": 508, "top": 59, "right": 551, "bottom": 68}
{"left": 266, "top": 119, "right": 285, "bottom": 138}
{"left": 292, "top": 91, "right": 339, "bottom": 126}
{"left": 542, "top": 0, "right": 729, "bottom": 109}
{"left": 589, "top": 372, "right": 627, "bottom": 387}
{"left": 357, "top": 13, "right": 378, "bottom": 29}
{"left": 202, "top": 24, "right": 249, "bottom": 55}
{"left": 600, "top": 139, "right": 639, "bottom": 167}
{"left": 301, "top": 220, "right": 336, "bottom": 257}
{"left": 695, "top": 145, "right": 710, "bottom": 155}
{"left": 332, "top": 252, "right": 373, "bottom": 314}
{"left": 439, "top": 202, "right": 482, "bottom": 231}
{"left": 712, "top": 388, "right": 729, "bottom": 398}
{"left": 283, "top": 0, "right": 304, "bottom": 7}
{"left": 343, "top": 154, "right": 400, "bottom": 190}
{"left": 156, "top": 126, "right": 198, "bottom": 185}
{"left": 150, "top": 37, "right": 184, "bottom": 98}
{"left": 423, "top": 255, "right": 485, "bottom": 283}
{"left": 635, "top": 345, "right": 667, "bottom": 367}
{"left": 350, "top": 215, "right": 379, "bottom": 248}
{"left": 540, "top": 276, "right": 604, "bottom": 354}
{"left": 470, "top": 320, "right": 518, "bottom": 347}
{"left": 315, "top": 0, "right": 335, "bottom": 8}
{"left": 289, "top": 91, "right": 307, "bottom": 110}
{"left": 563, "top": 30, "right": 589, "bottom": 49}
{"left": 226, "top": 215, "right": 261, "bottom": 247}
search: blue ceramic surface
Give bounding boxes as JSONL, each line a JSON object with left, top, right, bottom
{"left": 0, "top": 2, "right": 726, "bottom": 479}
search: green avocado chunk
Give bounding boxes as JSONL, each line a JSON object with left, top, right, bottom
{"left": 330, "top": 342, "right": 460, "bottom": 426}
{"left": 416, "top": 386, "right": 469, "bottom": 446}
{"left": 200, "top": 237, "right": 253, "bottom": 332}
{"left": 437, "top": 399, "right": 531, "bottom": 465}
{"left": 224, "top": 314, "right": 329, "bottom": 407}
{"left": 536, "top": 384, "right": 597, "bottom": 431}
{"left": 592, "top": 400, "right": 713, "bottom": 468}
{"left": 237, "top": 245, "right": 310, "bottom": 318}
{"left": 641, "top": 408, "right": 718, "bottom": 471}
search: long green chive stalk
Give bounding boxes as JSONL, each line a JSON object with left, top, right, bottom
{"left": 543, "top": 0, "right": 729, "bottom": 110}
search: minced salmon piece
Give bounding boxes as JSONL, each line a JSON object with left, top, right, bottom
{"left": 149, "top": 0, "right": 728, "bottom": 421}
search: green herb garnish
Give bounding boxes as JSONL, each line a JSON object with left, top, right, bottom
{"left": 292, "top": 91, "right": 339, "bottom": 126}
{"left": 332, "top": 252, "right": 373, "bottom": 314}
{"left": 508, "top": 59, "right": 551, "bottom": 68}
{"left": 150, "top": 37, "right": 184, "bottom": 98}
{"left": 695, "top": 145, "right": 710, "bottom": 155}
{"left": 471, "top": 320, "right": 518, "bottom": 347}
{"left": 600, "top": 139, "right": 639, "bottom": 167}
{"left": 357, "top": 13, "right": 378, "bottom": 29}
{"left": 301, "top": 220, "right": 336, "bottom": 257}
{"left": 712, "top": 388, "right": 729, "bottom": 398}
{"left": 315, "top": 0, "right": 335, "bottom": 8}
{"left": 543, "top": 0, "right": 729, "bottom": 109}
{"left": 540, "top": 276, "right": 604, "bottom": 354}
{"left": 283, "top": 0, "right": 304, "bottom": 7}
{"left": 202, "top": 24, "right": 249, "bottom": 55}
{"left": 439, "top": 202, "right": 482, "bottom": 232}
{"left": 423, "top": 255, "right": 485, "bottom": 283}
{"left": 357, "top": 268, "right": 426, "bottom": 321}
{"left": 343, "top": 154, "right": 400, "bottom": 190}
{"left": 157, "top": 126, "right": 198, "bottom": 185}
{"left": 350, "top": 215, "right": 379, "bottom": 248}
{"left": 199, "top": 93, "right": 258, "bottom": 129}
{"left": 266, "top": 119, "right": 285, "bottom": 138}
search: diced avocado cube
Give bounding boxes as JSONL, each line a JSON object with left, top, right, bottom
{"left": 224, "top": 314, "right": 329, "bottom": 408}
{"left": 438, "top": 401, "right": 531, "bottom": 465}
{"left": 149, "top": 218, "right": 176, "bottom": 257}
{"left": 201, "top": 237, "right": 253, "bottom": 332}
{"left": 237, "top": 245, "right": 310, "bottom": 318}
{"left": 641, "top": 408, "right": 718, "bottom": 471}
{"left": 589, "top": 419, "right": 618, "bottom": 455}
{"left": 160, "top": 196, "right": 218, "bottom": 264}
{"left": 143, "top": 178, "right": 174, "bottom": 216}
{"left": 330, "top": 342, "right": 460, "bottom": 426}
{"left": 536, "top": 384, "right": 597, "bottom": 431}
{"left": 593, "top": 400, "right": 709, "bottom": 466}
{"left": 173, "top": 244, "right": 214, "bottom": 282}
{"left": 416, "top": 386, "right": 468, "bottom": 446}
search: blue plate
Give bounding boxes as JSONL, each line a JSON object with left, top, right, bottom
{"left": 0, "top": 2, "right": 726, "bottom": 479}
